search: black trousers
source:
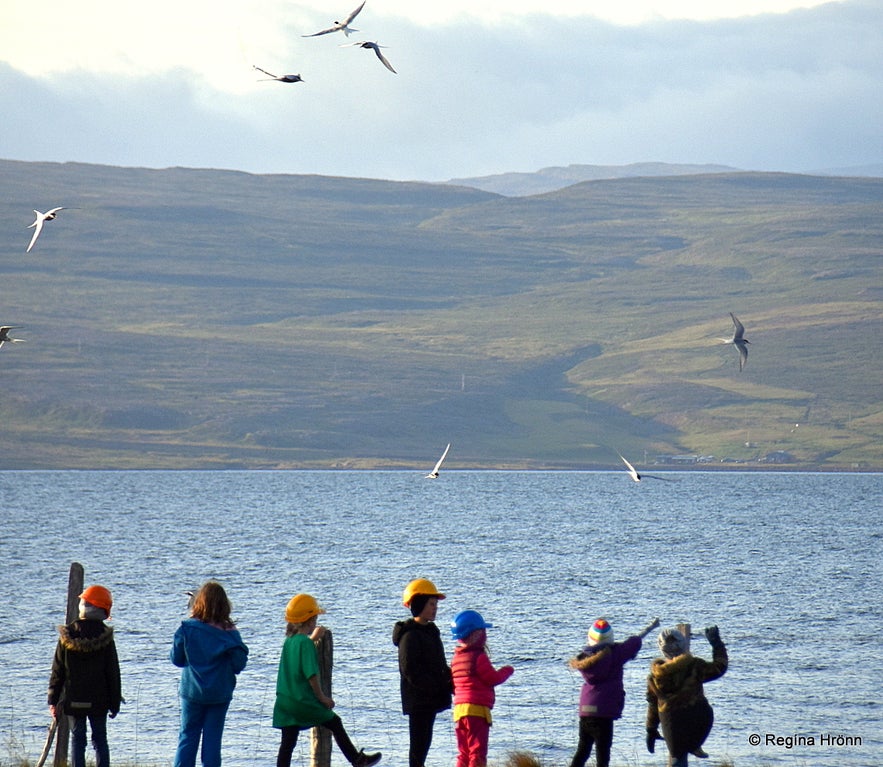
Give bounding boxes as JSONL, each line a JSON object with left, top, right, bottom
{"left": 277, "top": 714, "right": 359, "bottom": 767}
{"left": 570, "top": 716, "right": 614, "bottom": 767}
{"left": 408, "top": 709, "right": 438, "bottom": 767}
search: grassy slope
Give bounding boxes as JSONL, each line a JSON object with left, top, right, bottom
{"left": 0, "top": 161, "right": 880, "bottom": 469}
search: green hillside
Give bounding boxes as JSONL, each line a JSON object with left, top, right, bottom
{"left": 1, "top": 160, "right": 880, "bottom": 469}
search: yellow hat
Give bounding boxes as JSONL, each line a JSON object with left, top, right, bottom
{"left": 402, "top": 578, "right": 445, "bottom": 607}
{"left": 285, "top": 593, "right": 326, "bottom": 624}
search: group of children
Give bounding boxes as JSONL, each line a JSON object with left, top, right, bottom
{"left": 47, "top": 579, "right": 727, "bottom": 767}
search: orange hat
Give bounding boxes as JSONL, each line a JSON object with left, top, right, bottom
{"left": 79, "top": 585, "right": 113, "bottom": 617}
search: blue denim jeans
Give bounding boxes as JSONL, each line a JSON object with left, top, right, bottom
{"left": 70, "top": 713, "right": 110, "bottom": 767}
{"left": 174, "top": 698, "right": 231, "bottom": 767}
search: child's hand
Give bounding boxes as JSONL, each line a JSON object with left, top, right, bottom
{"left": 311, "top": 625, "right": 327, "bottom": 641}
{"left": 319, "top": 693, "right": 335, "bottom": 709}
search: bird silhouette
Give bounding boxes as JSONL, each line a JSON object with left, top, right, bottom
{"left": 721, "top": 312, "right": 750, "bottom": 371}
{"left": 253, "top": 66, "right": 303, "bottom": 83}
{"left": 0, "top": 326, "right": 25, "bottom": 349}
{"left": 303, "top": 1, "right": 366, "bottom": 37}
{"left": 341, "top": 41, "right": 396, "bottom": 73}
{"left": 425, "top": 443, "right": 451, "bottom": 478}
{"left": 27, "top": 207, "right": 64, "bottom": 253}
{"left": 615, "top": 451, "right": 674, "bottom": 482}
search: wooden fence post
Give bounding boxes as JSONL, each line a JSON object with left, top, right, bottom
{"left": 53, "top": 562, "right": 84, "bottom": 767}
{"left": 676, "top": 622, "right": 691, "bottom": 653}
{"left": 310, "top": 630, "right": 333, "bottom": 767}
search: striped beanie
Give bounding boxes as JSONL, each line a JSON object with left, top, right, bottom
{"left": 587, "top": 618, "right": 614, "bottom": 646}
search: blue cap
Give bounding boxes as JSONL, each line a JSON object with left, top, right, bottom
{"left": 450, "top": 609, "right": 493, "bottom": 640}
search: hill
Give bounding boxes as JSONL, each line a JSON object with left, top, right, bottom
{"left": 1, "top": 160, "right": 881, "bottom": 470}
{"left": 446, "top": 162, "right": 741, "bottom": 196}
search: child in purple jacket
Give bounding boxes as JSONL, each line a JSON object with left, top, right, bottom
{"left": 568, "top": 617, "right": 659, "bottom": 767}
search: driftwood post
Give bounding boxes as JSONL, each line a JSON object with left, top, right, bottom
{"left": 677, "top": 622, "right": 691, "bottom": 653}
{"left": 310, "top": 630, "right": 333, "bottom": 767}
{"left": 53, "top": 562, "right": 85, "bottom": 767}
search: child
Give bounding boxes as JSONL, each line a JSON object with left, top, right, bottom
{"left": 393, "top": 578, "right": 453, "bottom": 767}
{"left": 48, "top": 584, "right": 122, "bottom": 767}
{"left": 450, "top": 609, "right": 514, "bottom": 767}
{"left": 170, "top": 581, "right": 249, "bottom": 767}
{"left": 645, "top": 625, "right": 728, "bottom": 767}
{"left": 273, "top": 593, "right": 382, "bottom": 767}
{"left": 568, "top": 617, "right": 659, "bottom": 767}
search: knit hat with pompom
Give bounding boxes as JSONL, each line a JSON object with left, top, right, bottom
{"left": 587, "top": 618, "right": 614, "bottom": 646}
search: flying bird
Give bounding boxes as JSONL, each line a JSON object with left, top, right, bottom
{"left": 615, "top": 451, "right": 674, "bottom": 482}
{"left": 425, "top": 443, "right": 451, "bottom": 478}
{"left": 342, "top": 41, "right": 397, "bottom": 73}
{"left": 26, "top": 207, "right": 64, "bottom": 253}
{"left": 253, "top": 66, "right": 303, "bottom": 83}
{"left": 721, "top": 312, "right": 750, "bottom": 371}
{"left": 303, "top": 1, "right": 366, "bottom": 37}
{"left": 0, "top": 326, "right": 25, "bottom": 349}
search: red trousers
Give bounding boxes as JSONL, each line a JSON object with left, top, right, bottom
{"left": 456, "top": 715, "right": 490, "bottom": 767}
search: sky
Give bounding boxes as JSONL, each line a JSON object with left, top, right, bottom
{"left": 1, "top": 0, "right": 881, "bottom": 182}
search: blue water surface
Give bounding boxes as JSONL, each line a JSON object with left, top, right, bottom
{"left": 1, "top": 470, "right": 880, "bottom": 766}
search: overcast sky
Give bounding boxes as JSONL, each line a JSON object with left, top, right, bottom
{"left": 1, "top": 0, "right": 880, "bottom": 181}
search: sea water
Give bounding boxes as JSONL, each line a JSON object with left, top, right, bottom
{"left": 1, "top": 470, "right": 880, "bottom": 767}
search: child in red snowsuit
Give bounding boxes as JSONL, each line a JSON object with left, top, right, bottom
{"left": 450, "top": 610, "right": 514, "bottom": 767}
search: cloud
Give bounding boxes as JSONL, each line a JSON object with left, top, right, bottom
{"left": 1, "top": 1, "right": 880, "bottom": 180}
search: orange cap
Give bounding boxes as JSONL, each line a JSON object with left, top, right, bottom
{"left": 79, "top": 585, "right": 113, "bottom": 617}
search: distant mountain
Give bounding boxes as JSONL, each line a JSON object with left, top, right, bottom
{"left": 809, "top": 164, "right": 883, "bottom": 178}
{"left": 446, "top": 162, "right": 741, "bottom": 196}
{"left": 1, "top": 160, "right": 881, "bottom": 470}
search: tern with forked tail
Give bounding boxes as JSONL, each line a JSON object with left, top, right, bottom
{"left": 303, "top": 1, "right": 366, "bottom": 37}
{"left": 253, "top": 66, "right": 303, "bottom": 83}
{"left": 341, "top": 41, "right": 397, "bottom": 73}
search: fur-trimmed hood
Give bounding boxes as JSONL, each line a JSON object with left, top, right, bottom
{"left": 569, "top": 645, "right": 611, "bottom": 672}
{"left": 647, "top": 643, "right": 728, "bottom": 716}
{"left": 57, "top": 619, "right": 115, "bottom": 654}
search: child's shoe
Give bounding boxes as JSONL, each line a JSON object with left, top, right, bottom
{"left": 354, "top": 750, "right": 382, "bottom": 767}
{"left": 690, "top": 747, "right": 709, "bottom": 758}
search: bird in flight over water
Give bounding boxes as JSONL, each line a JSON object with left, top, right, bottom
{"left": 722, "top": 312, "right": 750, "bottom": 371}
{"left": 425, "top": 443, "right": 451, "bottom": 478}
{"left": 26, "top": 207, "right": 64, "bottom": 253}
{"left": 253, "top": 66, "right": 303, "bottom": 83}
{"left": 341, "top": 41, "right": 397, "bottom": 73}
{"left": 616, "top": 451, "right": 674, "bottom": 482}
{"left": 0, "top": 326, "right": 25, "bottom": 349}
{"left": 303, "top": 1, "right": 366, "bottom": 37}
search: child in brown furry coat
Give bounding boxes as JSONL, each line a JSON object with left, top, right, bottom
{"left": 645, "top": 625, "right": 728, "bottom": 767}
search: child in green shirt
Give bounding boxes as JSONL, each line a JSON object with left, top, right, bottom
{"left": 273, "top": 593, "right": 382, "bottom": 767}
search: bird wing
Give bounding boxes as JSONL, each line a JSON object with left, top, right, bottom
{"left": 26, "top": 218, "right": 44, "bottom": 252}
{"left": 303, "top": 25, "right": 339, "bottom": 36}
{"left": 46, "top": 207, "right": 64, "bottom": 216}
{"left": 372, "top": 45, "right": 397, "bottom": 73}
{"left": 253, "top": 65, "right": 278, "bottom": 78}
{"left": 616, "top": 451, "right": 640, "bottom": 481}
{"left": 344, "top": 1, "right": 366, "bottom": 25}
{"left": 431, "top": 443, "right": 451, "bottom": 474}
{"left": 730, "top": 312, "right": 745, "bottom": 341}
{"left": 735, "top": 341, "right": 748, "bottom": 371}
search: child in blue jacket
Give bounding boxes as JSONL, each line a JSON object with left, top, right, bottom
{"left": 171, "top": 581, "right": 249, "bottom": 767}
{"left": 568, "top": 617, "right": 658, "bottom": 767}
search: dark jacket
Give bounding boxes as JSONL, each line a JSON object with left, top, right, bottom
{"left": 646, "top": 638, "right": 728, "bottom": 756}
{"left": 48, "top": 618, "right": 122, "bottom": 717}
{"left": 392, "top": 618, "right": 452, "bottom": 714}
{"left": 570, "top": 635, "right": 642, "bottom": 719}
